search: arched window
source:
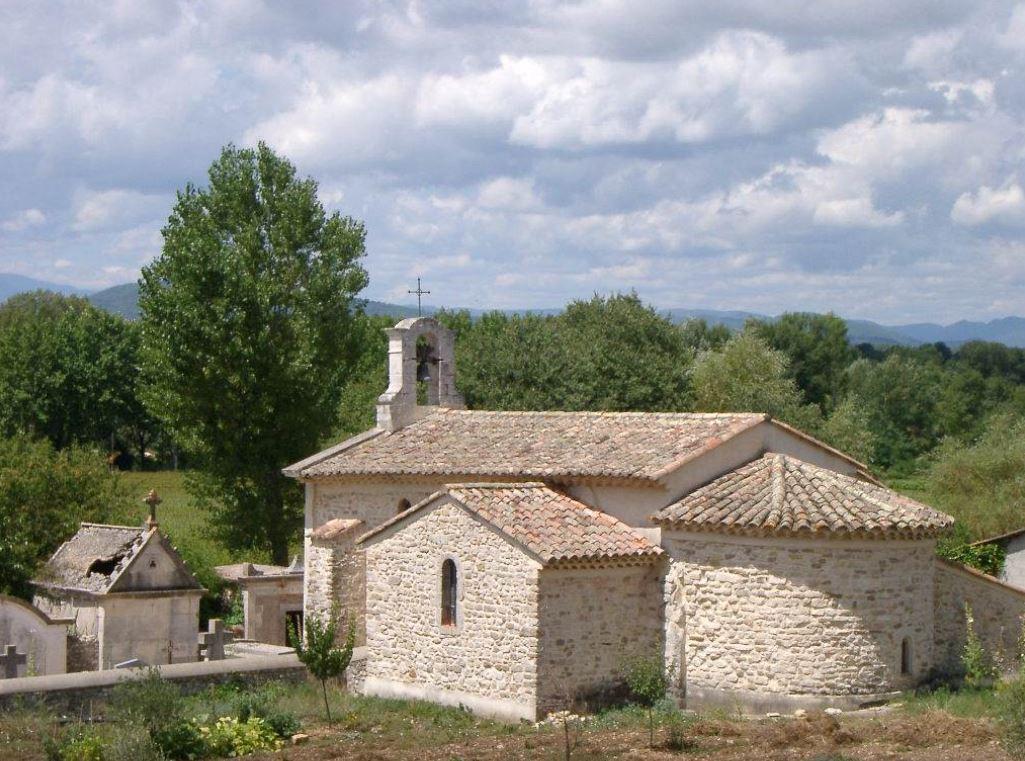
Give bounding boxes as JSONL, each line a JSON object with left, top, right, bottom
{"left": 397, "top": 498, "right": 411, "bottom": 515}
{"left": 441, "top": 559, "right": 458, "bottom": 627}
{"left": 901, "top": 637, "right": 913, "bottom": 675}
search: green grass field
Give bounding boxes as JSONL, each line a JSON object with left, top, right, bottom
{"left": 113, "top": 471, "right": 268, "bottom": 604}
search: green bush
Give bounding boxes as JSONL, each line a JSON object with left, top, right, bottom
{"left": 150, "top": 719, "right": 206, "bottom": 760}
{"left": 200, "top": 716, "right": 283, "bottom": 756}
{"left": 109, "top": 669, "right": 186, "bottom": 734}
{"left": 104, "top": 729, "right": 166, "bottom": 761}
{"left": 44, "top": 726, "right": 105, "bottom": 761}
{"left": 623, "top": 654, "right": 671, "bottom": 748}
{"left": 232, "top": 686, "right": 300, "bottom": 738}
{"left": 962, "top": 603, "right": 998, "bottom": 688}
{"left": 998, "top": 673, "right": 1025, "bottom": 759}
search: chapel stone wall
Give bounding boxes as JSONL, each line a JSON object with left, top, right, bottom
{"left": 305, "top": 481, "right": 441, "bottom": 643}
{"left": 363, "top": 499, "right": 541, "bottom": 721}
{"left": 536, "top": 563, "right": 663, "bottom": 716}
{"left": 933, "top": 559, "right": 1025, "bottom": 675}
{"left": 663, "top": 531, "right": 936, "bottom": 708}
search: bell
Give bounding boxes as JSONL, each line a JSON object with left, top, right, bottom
{"left": 416, "top": 359, "right": 431, "bottom": 382}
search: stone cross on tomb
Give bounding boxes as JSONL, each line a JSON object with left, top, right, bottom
{"left": 408, "top": 277, "right": 430, "bottom": 316}
{"left": 144, "top": 489, "right": 162, "bottom": 529}
{"left": 0, "top": 645, "right": 26, "bottom": 679}
{"left": 199, "top": 618, "right": 233, "bottom": 661}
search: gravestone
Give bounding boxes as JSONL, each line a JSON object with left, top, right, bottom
{"left": 199, "top": 619, "right": 233, "bottom": 661}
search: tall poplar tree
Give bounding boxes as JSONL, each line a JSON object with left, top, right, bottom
{"left": 139, "top": 143, "right": 368, "bottom": 562}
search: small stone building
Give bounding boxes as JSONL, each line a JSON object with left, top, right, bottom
{"left": 215, "top": 560, "right": 304, "bottom": 646}
{"left": 284, "top": 316, "right": 1025, "bottom": 720}
{"left": 33, "top": 522, "right": 203, "bottom": 670}
{"left": 0, "top": 595, "right": 71, "bottom": 677}
{"left": 972, "top": 528, "right": 1025, "bottom": 590}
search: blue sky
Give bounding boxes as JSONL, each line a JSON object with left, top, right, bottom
{"left": 1, "top": 1, "right": 1024, "bottom": 322}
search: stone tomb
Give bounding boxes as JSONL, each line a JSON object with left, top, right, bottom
{"left": 32, "top": 510, "right": 204, "bottom": 671}
{"left": 214, "top": 560, "right": 304, "bottom": 647}
{"left": 0, "top": 595, "right": 71, "bottom": 677}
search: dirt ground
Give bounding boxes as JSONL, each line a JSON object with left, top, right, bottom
{"left": 255, "top": 709, "right": 1010, "bottom": 761}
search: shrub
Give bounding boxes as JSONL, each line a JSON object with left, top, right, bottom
{"left": 232, "top": 686, "right": 301, "bottom": 738}
{"left": 664, "top": 712, "right": 695, "bottom": 752}
{"left": 264, "top": 710, "right": 301, "bottom": 739}
{"left": 962, "top": 603, "right": 998, "bottom": 688}
{"left": 104, "top": 729, "right": 166, "bottom": 761}
{"left": 43, "top": 726, "right": 105, "bottom": 761}
{"left": 150, "top": 719, "right": 206, "bottom": 760}
{"left": 623, "top": 654, "right": 671, "bottom": 747}
{"left": 109, "top": 669, "right": 185, "bottom": 734}
{"left": 998, "top": 671, "right": 1025, "bottom": 759}
{"left": 200, "top": 716, "right": 283, "bottom": 757}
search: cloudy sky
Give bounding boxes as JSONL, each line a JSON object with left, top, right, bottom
{"left": 2, "top": 1, "right": 1024, "bottom": 322}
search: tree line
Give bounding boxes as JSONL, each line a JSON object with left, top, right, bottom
{"left": 1, "top": 142, "right": 1022, "bottom": 595}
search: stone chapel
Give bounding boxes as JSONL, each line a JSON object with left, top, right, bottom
{"left": 285, "top": 316, "right": 1025, "bottom": 720}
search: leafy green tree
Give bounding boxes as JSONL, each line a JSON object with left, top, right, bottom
{"left": 927, "top": 412, "right": 1025, "bottom": 539}
{"left": 0, "top": 435, "right": 132, "bottom": 598}
{"left": 0, "top": 292, "right": 139, "bottom": 449}
{"left": 845, "top": 354, "right": 944, "bottom": 467}
{"left": 624, "top": 654, "right": 670, "bottom": 748}
{"left": 444, "top": 294, "right": 693, "bottom": 413}
{"left": 139, "top": 142, "right": 368, "bottom": 563}
{"left": 819, "top": 395, "right": 877, "bottom": 465}
{"left": 690, "top": 331, "right": 818, "bottom": 428}
{"left": 333, "top": 313, "right": 390, "bottom": 440}
{"left": 290, "top": 613, "right": 356, "bottom": 723}
{"left": 748, "top": 312, "right": 855, "bottom": 411}
{"left": 679, "top": 318, "right": 731, "bottom": 352}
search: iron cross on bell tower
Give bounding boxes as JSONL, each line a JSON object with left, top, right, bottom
{"left": 408, "top": 277, "right": 430, "bottom": 316}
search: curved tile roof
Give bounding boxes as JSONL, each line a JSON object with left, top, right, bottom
{"left": 293, "top": 409, "right": 766, "bottom": 482}
{"left": 360, "top": 482, "right": 662, "bottom": 566}
{"left": 654, "top": 453, "right": 953, "bottom": 538}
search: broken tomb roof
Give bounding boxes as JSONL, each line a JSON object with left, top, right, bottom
{"left": 35, "top": 522, "right": 201, "bottom": 595}
{"left": 359, "top": 482, "right": 662, "bottom": 566}
{"left": 289, "top": 409, "right": 774, "bottom": 482}
{"left": 654, "top": 453, "right": 954, "bottom": 539}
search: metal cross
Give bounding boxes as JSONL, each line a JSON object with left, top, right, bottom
{"left": 199, "top": 618, "right": 234, "bottom": 662}
{"left": 0, "top": 644, "right": 26, "bottom": 679}
{"left": 407, "top": 277, "right": 430, "bottom": 316}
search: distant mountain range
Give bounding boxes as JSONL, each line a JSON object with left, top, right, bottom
{"left": 2, "top": 273, "right": 1024, "bottom": 348}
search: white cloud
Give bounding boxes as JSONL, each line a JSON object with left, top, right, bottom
{"left": 53, "top": 258, "right": 72, "bottom": 269}
{"left": 1, "top": 208, "right": 45, "bottom": 232}
{"left": 951, "top": 180, "right": 1025, "bottom": 226}
{"left": 476, "top": 177, "right": 542, "bottom": 212}
{"left": 72, "top": 189, "right": 166, "bottom": 233}
{"left": 813, "top": 198, "right": 904, "bottom": 228}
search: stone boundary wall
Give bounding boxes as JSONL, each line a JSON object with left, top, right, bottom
{"left": 0, "top": 655, "right": 305, "bottom": 712}
{"left": 934, "top": 558, "right": 1025, "bottom": 674}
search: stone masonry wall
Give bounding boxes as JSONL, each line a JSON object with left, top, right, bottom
{"left": 934, "top": 559, "right": 1025, "bottom": 674}
{"left": 305, "top": 481, "right": 442, "bottom": 644}
{"left": 304, "top": 532, "right": 366, "bottom": 645}
{"left": 663, "top": 531, "right": 936, "bottom": 701}
{"left": 364, "top": 498, "right": 541, "bottom": 718}
{"left": 536, "top": 563, "right": 663, "bottom": 716}
{"left": 310, "top": 481, "right": 439, "bottom": 531}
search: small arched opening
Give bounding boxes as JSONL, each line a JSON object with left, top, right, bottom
{"left": 901, "top": 637, "right": 913, "bottom": 675}
{"left": 441, "top": 558, "right": 458, "bottom": 627}
{"left": 397, "top": 498, "right": 411, "bottom": 516}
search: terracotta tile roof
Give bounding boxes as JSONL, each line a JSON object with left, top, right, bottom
{"left": 654, "top": 454, "right": 953, "bottom": 538}
{"left": 360, "top": 483, "right": 663, "bottom": 566}
{"left": 310, "top": 518, "right": 363, "bottom": 541}
{"left": 292, "top": 409, "right": 766, "bottom": 482}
